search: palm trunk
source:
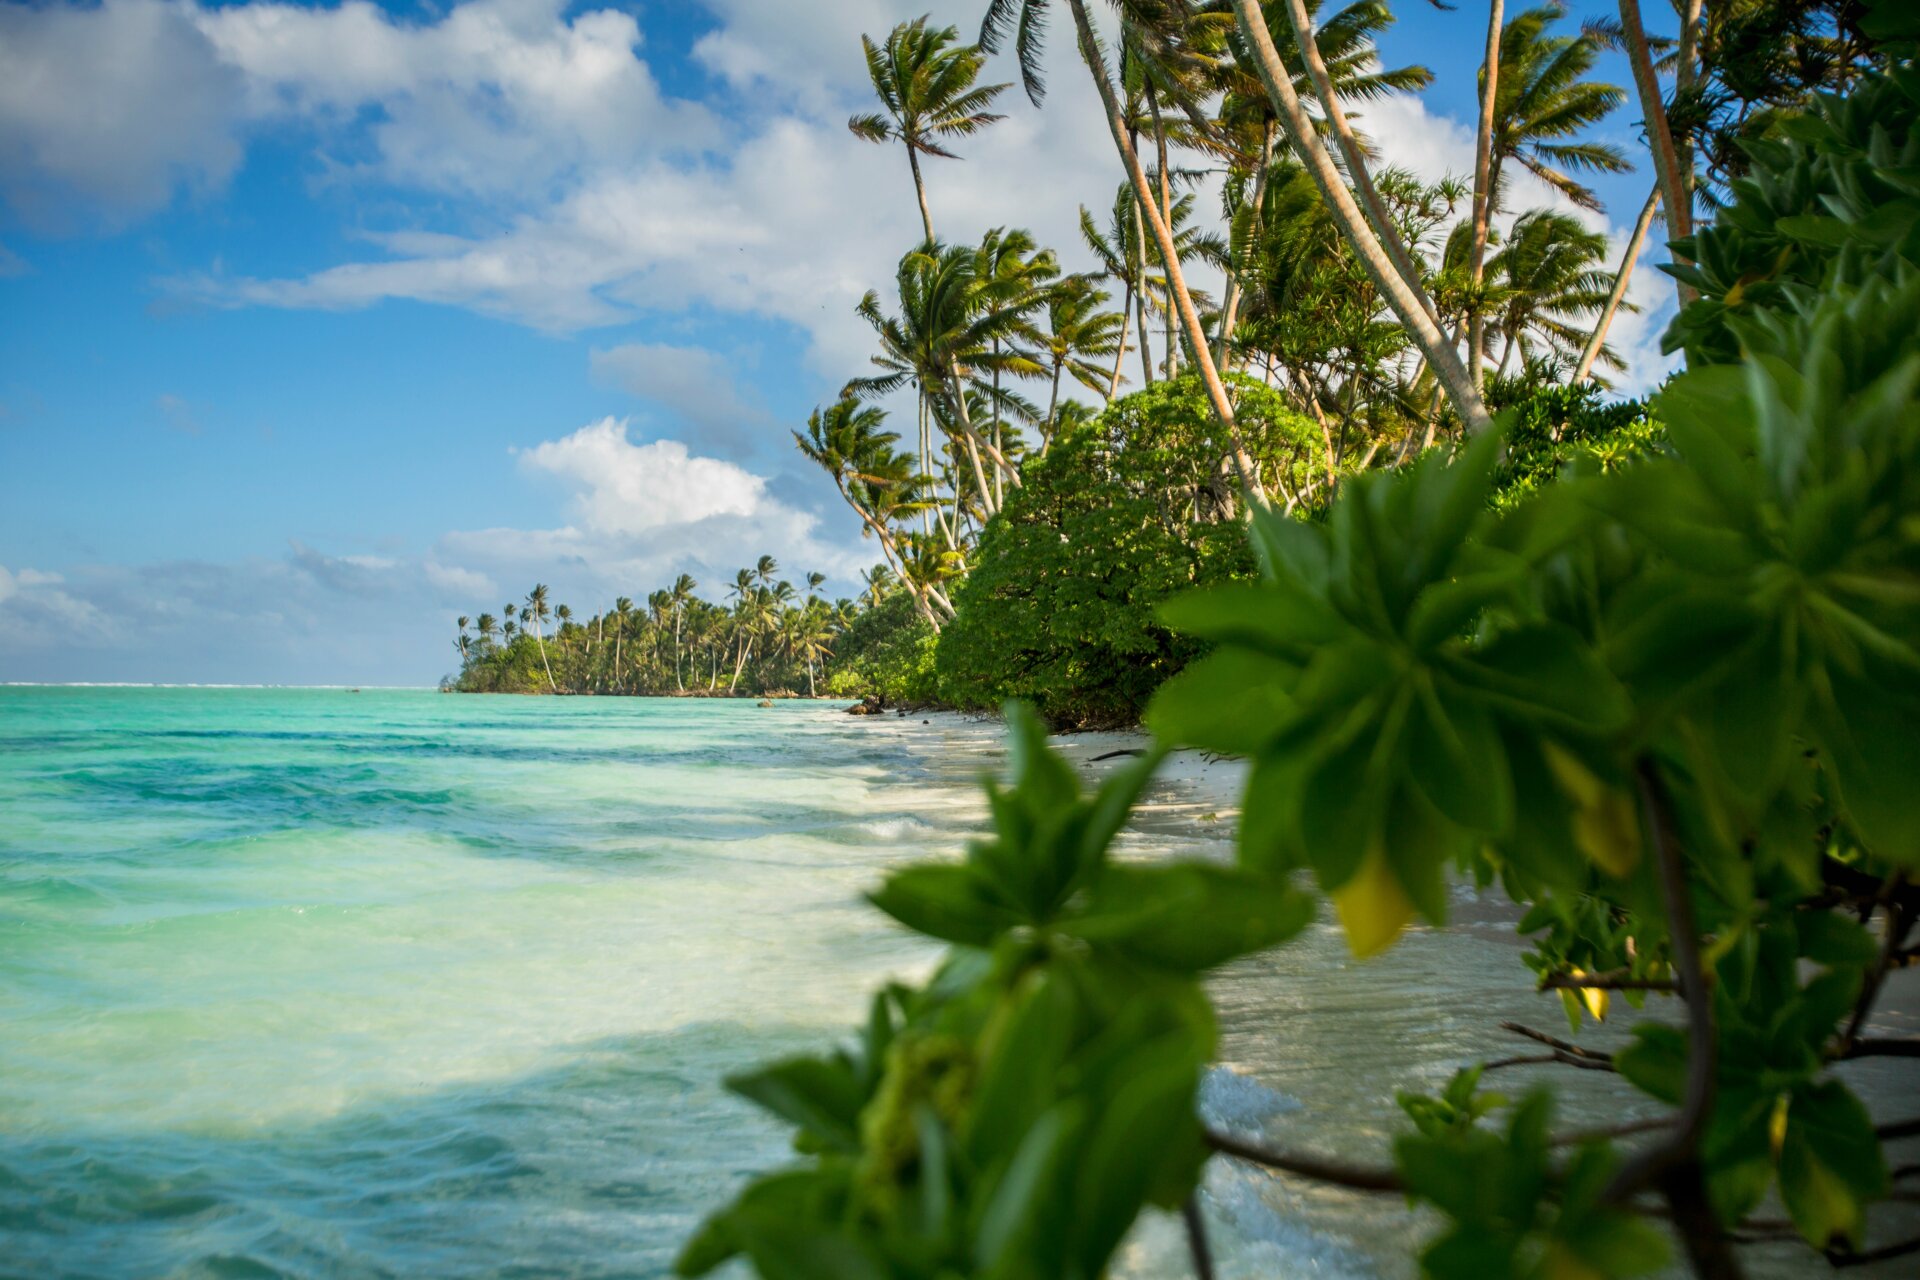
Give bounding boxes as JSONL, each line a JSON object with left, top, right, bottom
{"left": 990, "top": 342, "right": 1004, "bottom": 509}
{"left": 907, "top": 146, "right": 934, "bottom": 243}
{"left": 673, "top": 610, "right": 684, "bottom": 691}
{"left": 1576, "top": 184, "right": 1660, "bottom": 382}
{"left": 1618, "top": 0, "right": 1695, "bottom": 307}
{"left": 1229, "top": 0, "right": 1493, "bottom": 435}
{"left": 1044, "top": 362, "right": 1064, "bottom": 452}
{"left": 1214, "top": 127, "right": 1273, "bottom": 371}
{"left": 1108, "top": 280, "right": 1133, "bottom": 398}
{"left": 949, "top": 375, "right": 1021, "bottom": 498}
{"left": 1674, "top": 0, "right": 1703, "bottom": 214}
{"left": 1147, "top": 83, "right": 1178, "bottom": 379}
{"left": 1466, "top": 0, "right": 1506, "bottom": 392}
{"left": 1068, "top": 0, "right": 1267, "bottom": 498}
{"left": 534, "top": 623, "right": 557, "bottom": 692}
{"left": 1278, "top": 0, "right": 1437, "bottom": 324}
{"left": 1130, "top": 187, "right": 1156, "bottom": 386}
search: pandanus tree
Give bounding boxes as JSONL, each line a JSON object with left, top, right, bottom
{"left": 849, "top": 17, "right": 1010, "bottom": 242}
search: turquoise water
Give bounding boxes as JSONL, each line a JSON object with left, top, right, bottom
{"left": 2, "top": 688, "right": 1912, "bottom": 1278}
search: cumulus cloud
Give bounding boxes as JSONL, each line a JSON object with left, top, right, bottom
{"left": 0, "top": 0, "right": 246, "bottom": 229}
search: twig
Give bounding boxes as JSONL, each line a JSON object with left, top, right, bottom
{"left": 1204, "top": 1129, "right": 1404, "bottom": 1192}
{"left": 1836, "top": 872, "right": 1910, "bottom": 1057}
{"left": 1826, "top": 1235, "right": 1920, "bottom": 1268}
{"left": 1551, "top": 1115, "right": 1677, "bottom": 1147}
{"left": 1483, "top": 1049, "right": 1617, "bottom": 1073}
{"left": 1877, "top": 1117, "right": 1920, "bottom": 1142}
{"left": 1498, "top": 1021, "right": 1616, "bottom": 1063}
{"left": 1182, "top": 1193, "right": 1215, "bottom": 1280}
{"left": 1605, "top": 762, "right": 1741, "bottom": 1277}
{"left": 1841, "top": 1037, "right": 1920, "bottom": 1060}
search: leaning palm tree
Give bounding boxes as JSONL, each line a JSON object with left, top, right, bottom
{"left": 523, "top": 584, "right": 557, "bottom": 692}
{"left": 982, "top": 0, "right": 1280, "bottom": 482}
{"left": 849, "top": 17, "right": 1010, "bottom": 242}
{"left": 610, "top": 596, "right": 633, "bottom": 692}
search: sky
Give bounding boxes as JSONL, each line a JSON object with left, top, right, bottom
{"left": 0, "top": 0, "right": 1681, "bottom": 686}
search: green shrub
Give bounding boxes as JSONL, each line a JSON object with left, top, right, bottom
{"left": 1483, "top": 378, "right": 1664, "bottom": 508}
{"left": 825, "top": 591, "right": 940, "bottom": 704}
{"left": 1664, "top": 60, "right": 1919, "bottom": 366}
{"left": 934, "top": 375, "right": 1320, "bottom": 729}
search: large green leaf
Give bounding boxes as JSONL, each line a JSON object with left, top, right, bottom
{"left": 1143, "top": 647, "right": 1298, "bottom": 755}
{"left": 726, "top": 1056, "right": 867, "bottom": 1152}
{"left": 1070, "top": 863, "right": 1315, "bottom": 973}
{"left": 1779, "top": 1081, "right": 1888, "bottom": 1249}
{"left": 868, "top": 864, "right": 1015, "bottom": 946}
{"left": 1447, "top": 623, "right": 1630, "bottom": 730}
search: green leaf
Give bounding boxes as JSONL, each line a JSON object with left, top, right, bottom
{"left": 1446, "top": 623, "right": 1630, "bottom": 730}
{"left": 1070, "top": 864, "right": 1315, "bottom": 973}
{"left": 868, "top": 864, "right": 1013, "bottom": 946}
{"left": 1407, "top": 679, "right": 1513, "bottom": 835}
{"left": 1298, "top": 719, "right": 1390, "bottom": 889}
{"left": 1813, "top": 666, "right": 1920, "bottom": 863}
{"left": 1070, "top": 1036, "right": 1205, "bottom": 1275}
{"left": 1779, "top": 1080, "right": 1888, "bottom": 1249}
{"left": 1144, "top": 648, "right": 1297, "bottom": 755}
{"left": 1614, "top": 1024, "right": 1688, "bottom": 1106}
{"left": 1157, "top": 582, "right": 1346, "bottom": 653}
{"left": 725, "top": 1056, "right": 866, "bottom": 1151}
{"left": 974, "top": 1102, "right": 1082, "bottom": 1276}
{"left": 1249, "top": 504, "right": 1330, "bottom": 591}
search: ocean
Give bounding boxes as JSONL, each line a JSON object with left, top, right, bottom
{"left": 1, "top": 687, "right": 1910, "bottom": 1278}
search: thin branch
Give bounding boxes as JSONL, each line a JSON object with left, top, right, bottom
{"left": 1484, "top": 1049, "right": 1618, "bottom": 1073}
{"left": 1827, "top": 1235, "right": 1920, "bottom": 1268}
{"left": 1182, "top": 1193, "right": 1215, "bottom": 1280}
{"left": 1837, "top": 872, "right": 1911, "bottom": 1057}
{"left": 1843, "top": 1038, "right": 1920, "bottom": 1060}
{"left": 1204, "top": 1129, "right": 1404, "bottom": 1192}
{"left": 1602, "top": 762, "right": 1718, "bottom": 1206}
{"left": 1499, "top": 1020, "right": 1616, "bottom": 1063}
{"left": 1552, "top": 1115, "right": 1677, "bottom": 1147}
{"left": 1877, "top": 1117, "right": 1920, "bottom": 1142}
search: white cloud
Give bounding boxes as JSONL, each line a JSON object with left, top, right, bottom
{"left": 0, "top": 0, "right": 245, "bottom": 228}
{"left": 516, "top": 416, "right": 767, "bottom": 534}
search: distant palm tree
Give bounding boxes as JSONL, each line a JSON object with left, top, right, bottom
{"left": 670, "top": 573, "right": 696, "bottom": 692}
{"left": 849, "top": 17, "right": 1010, "bottom": 242}
{"left": 1485, "top": 209, "right": 1620, "bottom": 377}
{"left": 611, "top": 596, "right": 633, "bottom": 692}
{"left": 455, "top": 616, "right": 471, "bottom": 664}
{"left": 524, "top": 584, "right": 557, "bottom": 693}
{"left": 474, "top": 613, "right": 497, "bottom": 653}
{"left": 1036, "top": 276, "right": 1124, "bottom": 447}
{"left": 754, "top": 555, "right": 779, "bottom": 591}
{"left": 805, "top": 571, "right": 827, "bottom": 599}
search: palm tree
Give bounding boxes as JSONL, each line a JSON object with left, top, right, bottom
{"left": 754, "top": 555, "right": 779, "bottom": 592}
{"left": 850, "top": 242, "right": 1041, "bottom": 516}
{"left": 1485, "top": 209, "right": 1620, "bottom": 377}
{"left": 1616, "top": 0, "right": 1694, "bottom": 308}
{"left": 610, "top": 596, "right": 633, "bottom": 692}
{"left": 474, "top": 612, "right": 497, "bottom": 654}
{"left": 1216, "top": 0, "right": 1493, "bottom": 432}
{"left": 981, "top": 0, "right": 1277, "bottom": 486}
{"left": 524, "top": 584, "right": 557, "bottom": 692}
{"left": 668, "top": 573, "right": 695, "bottom": 691}
{"left": 805, "top": 571, "right": 826, "bottom": 599}
{"left": 1037, "top": 276, "right": 1125, "bottom": 446}
{"left": 1464, "top": 7, "right": 1629, "bottom": 379}
{"left": 849, "top": 17, "right": 1010, "bottom": 242}
{"left": 1576, "top": 182, "right": 1659, "bottom": 382}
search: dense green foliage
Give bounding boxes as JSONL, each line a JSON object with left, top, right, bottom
{"left": 1665, "top": 57, "right": 1920, "bottom": 365}
{"left": 935, "top": 376, "right": 1318, "bottom": 727}
{"left": 1484, "top": 377, "right": 1664, "bottom": 507}
{"left": 450, "top": 564, "right": 864, "bottom": 699}
{"left": 824, "top": 590, "right": 941, "bottom": 704}
{"left": 689, "top": 58, "right": 1920, "bottom": 1279}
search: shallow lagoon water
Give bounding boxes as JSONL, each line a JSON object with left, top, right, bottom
{"left": 2, "top": 688, "right": 1912, "bottom": 1278}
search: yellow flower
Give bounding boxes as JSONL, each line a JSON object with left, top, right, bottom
{"left": 1332, "top": 844, "right": 1415, "bottom": 958}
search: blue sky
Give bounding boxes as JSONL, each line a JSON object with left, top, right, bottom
{"left": 0, "top": 0, "right": 1675, "bottom": 684}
